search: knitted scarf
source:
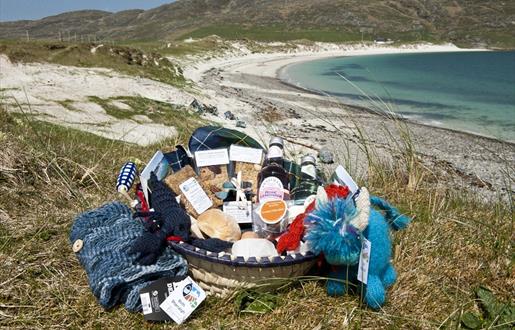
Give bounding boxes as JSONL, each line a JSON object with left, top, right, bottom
{"left": 69, "top": 202, "right": 187, "bottom": 312}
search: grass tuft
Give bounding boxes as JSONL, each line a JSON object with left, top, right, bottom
{"left": 0, "top": 85, "right": 513, "bottom": 329}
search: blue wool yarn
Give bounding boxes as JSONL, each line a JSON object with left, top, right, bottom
{"left": 70, "top": 202, "right": 187, "bottom": 312}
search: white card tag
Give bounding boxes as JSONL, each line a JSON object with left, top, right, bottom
{"left": 159, "top": 276, "right": 206, "bottom": 324}
{"left": 179, "top": 178, "right": 213, "bottom": 214}
{"left": 140, "top": 292, "right": 152, "bottom": 315}
{"left": 194, "top": 149, "right": 229, "bottom": 167}
{"left": 357, "top": 238, "right": 371, "bottom": 284}
{"left": 223, "top": 201, "right": 253, "bottom": 224}
{"left": 333, "top": 165, "right": 359, "bottom": 194}
{"left": 229, "top": 145, "right": 263, "bottom": 164}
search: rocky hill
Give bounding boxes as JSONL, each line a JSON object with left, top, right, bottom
{"left": 1, "top": 0, "right": 514, "bottom": 47}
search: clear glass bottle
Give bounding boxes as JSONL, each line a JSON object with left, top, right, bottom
{"left": 291, "top": 155, "right": 320, "bottom": 203}
{"left": 257, "top": 137, "right": 289, "bottom": 201}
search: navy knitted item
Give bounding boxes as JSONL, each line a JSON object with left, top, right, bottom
{"left": 70, "top": 202, "right": 187, "bottom": 312}
{"left": 128, "top": 172, "right": 192, "bottom": 265}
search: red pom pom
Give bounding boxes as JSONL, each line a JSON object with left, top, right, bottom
{"left": 325, "top": 184, "right": 350, "bottom": 200}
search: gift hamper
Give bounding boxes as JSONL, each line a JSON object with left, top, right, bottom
{"left": 70, "top": 124, "right": 412, "bottom": 320}
{"left": 161, "top": 126, "right": 319, "bottom": 296}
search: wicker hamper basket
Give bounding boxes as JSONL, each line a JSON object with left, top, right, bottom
{"left": 170, "top": 241, "right": 318, "bottom": 297}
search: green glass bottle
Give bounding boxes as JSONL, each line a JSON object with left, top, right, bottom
{"left": 291, "top": 155, "right": 320, "bottom": 203}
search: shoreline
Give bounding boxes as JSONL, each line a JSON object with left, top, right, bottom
{"left": 186, "top": 42, "right": 514, "bottom": 196}
{"left": 186, "top": 42, "right": 504, "bottom": 144}
{"left": 275, "top": 66, "right": 515, "bottom": 146}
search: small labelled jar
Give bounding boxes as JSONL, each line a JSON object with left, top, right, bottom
{"left": 252, "top": 200, "right": 289, "bottom": 239}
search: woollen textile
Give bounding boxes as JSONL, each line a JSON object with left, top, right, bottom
{"left": 69, "top": 202, "right": 187, "bottom": 312}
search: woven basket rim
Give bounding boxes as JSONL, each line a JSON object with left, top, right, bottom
{"left": 170, "top": 241, "right": 318, "bottom": 268}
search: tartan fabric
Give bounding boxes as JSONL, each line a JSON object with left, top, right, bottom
{"left": 166, "top": 126, "right": 264, "bottom": 173}
{"left": 163, "top": 126, "right": 322, "bottom": 190}
{"left": 189, "top": 126, "right": 263, "bottom": 152}
{"left": 164, "top": 145, "right": 191, "bottom": 173}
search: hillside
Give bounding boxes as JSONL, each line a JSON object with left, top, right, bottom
{"left": 0, "top": 0, "right": 514, "bottom": 47}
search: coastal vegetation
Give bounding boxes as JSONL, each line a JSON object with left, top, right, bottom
{"left": 0, "top": 1, "right": 513, "bottom": 325}
{"left": 0, "top": 94, "right": 512, "bottom": 327}
{"left": 0, "top": 40, "right": 187, "bottom": 87}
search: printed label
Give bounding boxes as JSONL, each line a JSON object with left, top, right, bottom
{"left": 194, "top": 149, "right": 229, "bottom": 167}
{"left": 140, "top": 293, "right": 152, "bottom": 315}
{"left": 301, "top": 164, "right": 317, "bottom": 179}
{"left": 267, "top": 145, "right": 283, "bottom": 159}
{"left": 229, "top": 145, "right": 263, "bottom": 164}
{"left": 357, "top": 238, "right": 371, "bottom": 284}
{"left": 179, "top": 178, "right": 213, "bottom": 214}
{"left": 258, "top": 176, "right": 284, "bottom": 202}
{"left": 259, "top": 200, "right": 287, "bottom": 224}
{"left": 160, "top": 276, "right": 206, "bottom": 324}
{"left": 223, "top": 201, "right": 253, "bottom": 224}
{"left": 333, "top": 165, "right": 359, "bottom": 194}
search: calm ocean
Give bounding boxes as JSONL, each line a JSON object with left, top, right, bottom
{"left": 281, "top": 51, "right": 515, "bottom": 142}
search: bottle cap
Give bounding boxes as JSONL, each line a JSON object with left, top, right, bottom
{"left": 269, "top": 137, "right": 284, "bottom": 148}
{"left": 301, "top": 155, "right": 316, "bottom": 165}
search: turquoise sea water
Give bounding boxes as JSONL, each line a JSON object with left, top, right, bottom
{"left": 281, "top": 51, "right": 515, "bottom": 142}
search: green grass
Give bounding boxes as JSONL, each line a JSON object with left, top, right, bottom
{"left": 116, "top": 37, "right": 228, "bottom": 57}
{"left": 0, "top": 98, "right": 513, "bottom": 328}
{"left": 175, "top": 24, "right": 446, "bottom": 44}
{"left": 179, "top": 25, "right": 368, "bottom": 42}
{"left": 0, "top": 40, "right": 187, "bottom": 87}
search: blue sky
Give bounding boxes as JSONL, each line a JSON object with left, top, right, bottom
{"left": 0, "top": 0, "right": 175, "bottom": 22}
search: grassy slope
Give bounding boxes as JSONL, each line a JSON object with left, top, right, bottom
{"left": 178, "top": 24, "right": 442, "bottom": 44}
{"left": 0, "top": 36, "right": 512, "bottom": 327}
{"left": 0, "top": 101, "right": 512, "bottom": 328}
{"left": 0, "top": 40, "right": 187, "bottom": 87}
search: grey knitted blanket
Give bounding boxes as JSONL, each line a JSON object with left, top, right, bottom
{"left": 70, "top": 202, "right": 187, "bottom": 312}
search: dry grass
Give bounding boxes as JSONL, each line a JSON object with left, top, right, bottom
{"left": 0, "top": 101, "right": 513, "bottom": 329}
{"left": 261, "top": 105, "right": 287, "bottom": 123}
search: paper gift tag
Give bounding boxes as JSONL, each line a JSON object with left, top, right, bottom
{"left": 229, "top": 145, "right": 263, "bottom": 164}
{"left": 194, "top": 149, "right": 229, "bottom": 167}
{"left": 179, "top": 177, "right": 213, "bottom": 214}
{"left": 223, "top": 201, "right": 253, "bottom": 224}
{"left": 357, "top": 238, "right": 371, "bottom": 284}
{"left": 139, "top": 276, "right": 188, "bottom": 322}
{"left": 160, "top": 276, "right": 206, "bottom": 324}
{"left": 332, "top": 165, "right": 359, "bottom": 194}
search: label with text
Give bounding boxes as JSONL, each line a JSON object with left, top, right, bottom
{"left": 160, "top": 276, "right": 206, "bottom": 324}
{"left": 179, "top": 177, "right": 213, "bottom": 214}
{"left": 194, "top": 149, "right": 230, "bottom": 167}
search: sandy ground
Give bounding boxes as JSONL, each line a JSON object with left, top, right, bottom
{"left": 182, "top": 43, "right": 514, "bottom": 197}
{"left": 0, "top": 55, "right": 190, "bottom": 145}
